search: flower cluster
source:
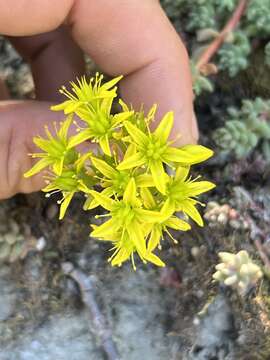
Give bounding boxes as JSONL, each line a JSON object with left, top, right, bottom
{"left": 25, "top": 73, "right": 215, "bottom": 269}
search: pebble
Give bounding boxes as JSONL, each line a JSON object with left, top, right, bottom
{"left": 46, "top": 203, "right": 59, "bottom": 220}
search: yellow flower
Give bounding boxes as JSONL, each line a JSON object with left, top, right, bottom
{"left": 139, "top": 187, "right": 191, "bottom": 252}
{"left": 43, "top": 154, "right": 93, "bottom": 219}
{"left": 89, "top": 178, "right": 166, "bottom": 268}
{"left": 51, "top": 73, "right": 122, "bottom": 117}
{"left": 66, "top": 108, "right": 133, "bottom": 156}
{"left": 165, "top": 166, "right": 216, "bottom": 226}
{"left": 117, "top": 112, "right": 213, "bottom": 194}
{"left": 50, "top": 74, "right": 133, "bottom": 156}
{"left": 85, "top": 156, "right": 154, "bottom": 209}
{"left": 24, "top": 115, "right": 77, "bottom": 178}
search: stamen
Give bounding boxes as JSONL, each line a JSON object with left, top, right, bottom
{"left": 131, "top": 252, "right": 137, "bottom": 271}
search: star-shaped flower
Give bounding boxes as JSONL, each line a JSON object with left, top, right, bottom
{"left": 24, "top": 115, "right": 77, "bottom": 178}
{"left": 117, "top": 112, "right": 213, "bottom": 194}
{"left": 165, "top": 166, "right": 216, "bottom": 226}
{"left": 89, "top": 178, "right": 166, "bottom": 268}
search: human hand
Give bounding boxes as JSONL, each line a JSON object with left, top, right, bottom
{"left": 0, "top": 0, "right": 197, "bottom": 199}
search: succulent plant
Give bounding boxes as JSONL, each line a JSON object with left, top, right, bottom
{"left": 213, "top": 250, "right": 263, "bottom": 295}
{"left": 186, "top": 1, "right": 216, "bottom": 31}
{"left": 245, "top": 0, "right": 270, "bottom": 36}
{"left": 265, "top": 41, "right": 270, "bottom": 67}
{"left": 218, "top": 31, "right": 250, "bottom": 77}
{"left": 0, "top": 215, "right": 26, "bottom": 263}
{"left": 213, "top": 98, "right": 270, "bottom": 159}
{"left": 191, "top": 61, "right": 214, "bottom": 96}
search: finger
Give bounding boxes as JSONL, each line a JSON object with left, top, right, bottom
{"left": 0, "top": 100, "right": 85, "bottom": 198}
{"left": 68, "top": 0, "right": 197, "bottom": 145}
{"left": 0, "top": 78, "right": 9, "bottom": 100}
{"left": 0, "top": 0, "right": 196, "bottom": 145}
{"left": 9, "top": 27, "right": 85, "bottom": 101}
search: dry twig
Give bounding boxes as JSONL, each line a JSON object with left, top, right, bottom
{"left": 196, "top": 0, "right": 248, "bottom": 71}
{"left": 62, "top": 262, "right": 121, "bottom": 360}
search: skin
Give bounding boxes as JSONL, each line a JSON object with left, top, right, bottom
{"left": 0, "top": 0, "right": 197, "bottom": 199}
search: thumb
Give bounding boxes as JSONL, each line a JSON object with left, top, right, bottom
{"left": 0, "top": 100, "right": 78, "bottom": 198}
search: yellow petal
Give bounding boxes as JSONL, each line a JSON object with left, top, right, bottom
{"left": 117, "top": 152, "right": 145, "bottom": 170}
{"left": 50, "top": 100, "right": 72, "bottom": 112}
{"left": 67, "top": 129, "right": 93, "bottom": 149}
{"left": 53, "top": 157, "right": 64, "bottom": 176}
{"left": 175, "top": 166, "right": 190, "bottom": 181}
{"left": 111, "top": 247, "right": 132, "bottom": 267}
{"left": 123, "top": 178, "right": 138, "bottom": 206}
{"left": 165, "top": 216, "right": 191, "bottom": 231}
{"left": 58, "top": 114, "right": 73, "bottom": 140}
{"left": 124, "top": 121, "right": 148, "bottom": 147}
{"left": 59, "top": 192, "right": 74, "bottom": 219}
{"left": 102, "top": 75, "right": 123, "bottom": 90}
{"left": 180, "top": 200, "right": 204, "bottom": 226}
{"left": 136, "top": 174, "right": 155, "bottom": 187}
{"left": 149, "top": 161, "right": 166, "bottom": 194}
{"left": 187, "top": 181, "right": 216, "bottom": 196}
{"left": 140, "top": 188, "right": 156, "bottom": 209}
{"left": 99, "top": 135, "right": 111, "bottom": 156}
{"left": 91, "top": 156, "right": 117, "bottom": 179}
{"left": 113, "top": 111, "right": 134, "bottom": 126}
{"left": 144, "top": 252, "right": 165, "bottom": 267}
{"left": 91, "top": 219, "right": 119, "bottom": 238}
{"left": 127, "top": 225, "right": 147, "bottom": 255}
{"left": 123, "top": 143, "right": 137, "bottom": 161}
{"left": 89, "top": 190, "right": 115, "bottom": 211}
{"left": 147, "top": 227, "right": 161, "bottom": 252}
{"left": 160, "top": 199, "right": 175, "bottom": 219}
{"left": 135, "top": 208, "right": 165, "bottom": 223}
{"left": 180, "top": 145, "right": 214, "bottom": 163}
{"left": 24, "top": 158, "right": 53, "bottom": 178}
{"left": 154, "top": 111, "right": 174, "bottom": 143}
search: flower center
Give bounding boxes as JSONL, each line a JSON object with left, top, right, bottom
{"left": 144, "top": 138, "right": 167, "bottom": 161}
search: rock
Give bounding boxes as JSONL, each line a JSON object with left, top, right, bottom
{"left": 189, "top": 293, "right": 237, "bottom": 359}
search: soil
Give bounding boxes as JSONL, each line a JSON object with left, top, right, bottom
{"left": 0, "top": 26, "right": 270, "bottom": 360}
